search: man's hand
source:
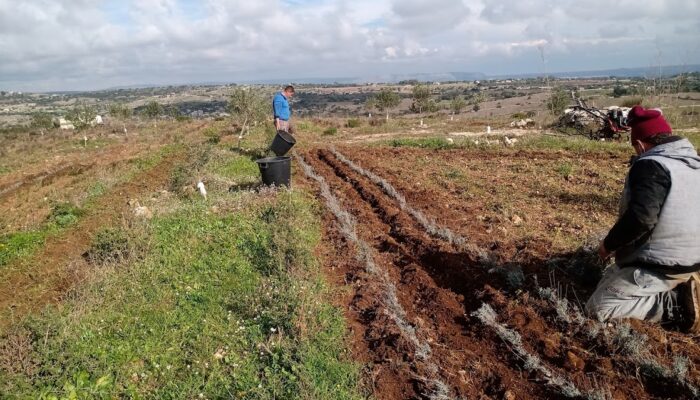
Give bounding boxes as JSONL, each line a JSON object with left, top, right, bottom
{"left": 598, "top": 241, "right": 611, "bottom": 261}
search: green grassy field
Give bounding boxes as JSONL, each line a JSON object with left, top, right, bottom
{"left": 0, "top": 141, "right": 364, "bottom": 399}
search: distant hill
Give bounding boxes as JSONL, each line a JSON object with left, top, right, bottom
{"left": 262, "top": 64, "right": 700, "bottom": 85}
{"left": 348, "top": 72, "right": 488, "bottom": 84}
{"left": 493, "top": 64, "right": 700, "bottom": 79}
{"left": 34, "top": 64, "right": 700, "bottom": 94}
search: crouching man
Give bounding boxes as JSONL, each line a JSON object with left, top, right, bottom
{"left": 586, "top": 105, "right": 700, "bottom": 332}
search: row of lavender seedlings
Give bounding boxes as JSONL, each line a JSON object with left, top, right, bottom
{"left": 472, "top": 303, "right": 611, "bottom": 400}
{"left": 535, "top": 271, "right": 698, "bottom": 397}
{"left": 331, "top": 149, "right": 698, "bottom": 396}
{"left": 328, "top": 149, "right": 608, "bottom": 397}
{"left": 295, "top": 154, "right": 453, "bottom": 400}
{"left": 329, "top": 148, "right": 492, "bottom": 263}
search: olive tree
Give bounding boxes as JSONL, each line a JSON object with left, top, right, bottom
{"left": 546, "top": 88, "right": 570, "bottom": 116}
{"left": 371, "top": 89, "right": 401, "bottom": 121}
{"left": 228, "top": 88, "right": 268, "bottom": 148}
{"left": 109, "top": 103, "right": 132, "bottom": 134}
{"left": 31, "top": 112, "right": 53, "bottom": 135}
{"left": 143, "top": 100, "right": 162, "bottom": 118}
{"left": 66, "top": 103, "right": 97, "bottom": 130}
{"left": 450, "top": 96, "right": 467, "bottom": 115}
{"left": 109, "top": 103, "right": 132, "bottom": 120}
{"left": 364, "top": 97, "right": 377, "bottom": 118}
{"left": 470, "top": 93, "right": 485, "bottom": 113}
{"left": 140, "top": 101, "right": 163, "bottom": 128}
{"left": 411, "top": 84, "right": 432, "bottom": 114}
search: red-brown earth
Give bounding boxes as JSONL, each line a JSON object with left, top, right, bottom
{"left": 299, "top": 146, "right": 700, "bottom": 400}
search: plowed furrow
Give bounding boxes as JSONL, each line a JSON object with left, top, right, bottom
{"left": 304, "top": 149, "right": 553, "bottom": 399}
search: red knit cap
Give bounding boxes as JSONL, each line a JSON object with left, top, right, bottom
{"left": 628, "top": 105, "right": 672, "bottom": 141}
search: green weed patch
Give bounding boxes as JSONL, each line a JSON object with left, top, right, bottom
{"left": 0, "top": 231, "right": 45, "bottom": 267}
{"left": 211, "top": 155, "right": 259, "bottom": 182}
{"left": 389, "top": 137, "right": 455, "bottom": 149}
{"left": 47, "top": 202, "right": 85, "bottom": 229}
{"left": 518, "top": 135, "right": 629, "bottom": 154}
{"left": 1, "top": 191, "right": 362, "bottom": 400}
{"left": 0, "top": 202, "right": 84, "bottom": 268}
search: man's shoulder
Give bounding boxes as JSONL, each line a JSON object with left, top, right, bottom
{"left": 273, "top": 92, "right": 287, "bottom": 101}
{"left": 629, "top": 158, "right": 671, "bottom": 186}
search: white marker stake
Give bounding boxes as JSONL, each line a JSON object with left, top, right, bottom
{"left": 197, "top": 181, "right": 207, "bottom": 200}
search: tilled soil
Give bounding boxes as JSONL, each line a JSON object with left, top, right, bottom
{"left": 300, "top": 147, "right": 700, "bottom": 400}
{"left": 335, "top": 146, "right": 629, "bottom": 262}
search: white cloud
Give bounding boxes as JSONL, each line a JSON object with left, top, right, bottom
{"left": 390, "top": 0, "right": 469, "bottom": 32}
{"left": 0, "top": 0, "right": 698, "bottom": 91}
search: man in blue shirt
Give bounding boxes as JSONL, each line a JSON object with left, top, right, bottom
{"left": 273, "top": 85, "right": 295, "bottom": 132}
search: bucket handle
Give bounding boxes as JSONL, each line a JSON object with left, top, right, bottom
{"left": 259, "top": 162, "right": 269, "bottom": 170}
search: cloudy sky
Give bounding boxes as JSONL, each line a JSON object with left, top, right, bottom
{"left": 1, "top": 0, "right": 699, "bottom": 91}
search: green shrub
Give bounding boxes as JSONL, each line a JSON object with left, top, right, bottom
{"left": 48, "top": 202, "right": 84, "bottom": 228}
{"left": 346, "top": 119, "right": 361, "bottom": 128}
{"left": 556, "top": 162, "right": 574, "bottom": 177}
{"left": 85, "top": 228, "right": 130, "bottom": 265}
{"left": 169, "top": 165, "right": 190, "bottom": 193}
{"left": 141, "top": 101, "right": 163, "bottom": 120}
{"left": 612, "top": 85, "right": 629, "bottom": 98}
{"left": 546, "top": 88, "right": 570, "bottom": 116}
{"left": 444, "top": 168, "right": 463, "bottom": 179}
{"left": 108, "top": 103, "right": 132, "bottom": 120}
{"left": 620, "top": 97, "right": 643, "bottom": 108}
{"left": 322, "top": 127, "right": 338, "bottom": 136}
{"left": 66, "top": 103, "right": 97, "bottom": 130}
{"left": 30, "top": 112, "right": 54, "bottom": 130}
{"left": 202, "top": 127, "right": 221, "bottom": 144}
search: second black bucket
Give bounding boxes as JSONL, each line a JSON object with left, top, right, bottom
{"left": 270, "top": 130, "right": 296, "bottom": 156}
{"left": 256, "top": 156, "right": 291, "bottom": 187}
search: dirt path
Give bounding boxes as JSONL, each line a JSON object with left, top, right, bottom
{"left": 0, "top": 141, "right": 152, "bottom": 197}
{"left": 300, "top": 147, "right": 700, "bottom": 400}
{"left": 0, "top": 163, "right": 92, "bottom": 199}
{"left": 0, "top": 148, "right": 186, "bottom": 330}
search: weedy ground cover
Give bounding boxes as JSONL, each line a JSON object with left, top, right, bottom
{"left": 0, "top": 144, "right": 182, "bottom": 269}
{"left": 0, "top": 141, "right": 363, "bottom": 399}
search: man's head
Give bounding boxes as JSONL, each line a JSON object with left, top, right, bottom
{"left": 283, "top": 85, "right": 295, "bottom": 98}
{"left": 628, "top": 105, "right": 672, "bottom": 155}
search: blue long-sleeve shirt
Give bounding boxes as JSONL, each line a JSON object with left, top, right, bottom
{"left": 272, "top": 92, "right": 291, "bottom": 121}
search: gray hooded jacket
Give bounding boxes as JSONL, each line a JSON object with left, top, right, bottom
{"left": 616, "top": 139, "right": 700, "bottom": 268}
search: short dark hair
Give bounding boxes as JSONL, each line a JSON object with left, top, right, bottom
{"left": 284, "top": 85, "right": 295, "bottom": 93}
{"left": 641, "top": 133, "right": 673, "bottom": 145}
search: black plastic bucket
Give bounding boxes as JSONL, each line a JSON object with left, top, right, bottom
{"left": 256, "top": 156, "right": 291, "bottom": 187}
{"left": 270, "top": 130, "right": 296, "bottom": 156}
